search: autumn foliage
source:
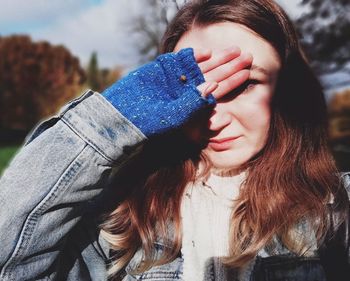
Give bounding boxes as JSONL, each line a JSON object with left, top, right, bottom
{"left": 328, "top": 89, "right": 350, "bottom": 170}
{"left": 0, "top": 35, "right": 86, "bottom": 131}
{"left": 329, "top": 89, "right": 350, "bottom": 142}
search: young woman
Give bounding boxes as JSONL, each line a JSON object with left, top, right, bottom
{"left": 0, "top": 0, "right": 349, "bottom": 280}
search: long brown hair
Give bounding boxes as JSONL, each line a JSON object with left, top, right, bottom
{"left": 101, "top": 0, "right": 345, "bottom": 277}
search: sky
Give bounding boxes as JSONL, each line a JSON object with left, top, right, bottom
{"left": 0, "top": 0, "right": 303, "bottom": 68}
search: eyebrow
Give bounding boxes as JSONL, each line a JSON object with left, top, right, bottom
{"left": 250, "top": 64, "right": 270, "bottom": 76}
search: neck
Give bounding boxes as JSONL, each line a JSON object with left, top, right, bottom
{"left": 196, "top": 160, "right": 245, "bottom": 179}
{"left": 211, "top": 167, "right": 242, "bottom": 177}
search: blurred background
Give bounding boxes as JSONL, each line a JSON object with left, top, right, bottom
{"left": 0, "top": 0, "right": 349, "bottom": 174}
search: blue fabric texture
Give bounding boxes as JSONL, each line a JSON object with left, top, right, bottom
{"left": 102, "top": 48, "right": 216, "bottom": 137}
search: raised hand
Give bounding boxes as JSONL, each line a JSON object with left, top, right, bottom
{"left": 183, "top": 47, "right": 253, "bottom": 144}
{"left": 195, "top": 47, "right": 253, "bottom": 99}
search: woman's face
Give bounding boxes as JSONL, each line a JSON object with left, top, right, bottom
{"left": 174, "top": 22, "right": 281, "bottom": 172}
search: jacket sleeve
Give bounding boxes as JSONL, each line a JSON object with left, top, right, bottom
{"left": 0, "top": 90, "right": 146, "bottom": 280}
{"left": 343, "top": 172, "right": 350, "bottom": 263}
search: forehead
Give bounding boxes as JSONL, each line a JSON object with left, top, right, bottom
{"left": 175, "top": 22, "right": 281, "bottom": 75}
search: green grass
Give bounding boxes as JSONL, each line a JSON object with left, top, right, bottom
{"left": 0, "top": 145, "right": 19, "bottom": 176}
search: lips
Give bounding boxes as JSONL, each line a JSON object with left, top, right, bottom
{"left": 208, "top": 136, "right": 240, "bottom": 151}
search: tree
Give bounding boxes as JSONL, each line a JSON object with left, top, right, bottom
{"left": 296, "top": 0, "right": 350, "bottom": 77}
{"left": 128, "top": 0, "right": 187, "bottom": 62}
{"left": 0, "top": 35, "right": 86, "bottom": 132}
{"left": 84, "top": 52, "right": 123, "bottom": 92}
{"left": 99, "top": 67, "right": 123, "bottom": 90}
{"left": 297, "top": 0, "right": 350, "bottom": 170}
{"left": 329, "top": 89, "right": 350, "bottom": 142}
{"left": 86, "top": 51, "right": 101, "bottom": 91}
{"left": 328, "top": 89, "right": 350, "bottom": 170}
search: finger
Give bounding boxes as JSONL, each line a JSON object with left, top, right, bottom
{"left": 193, "top": 48, "right": 212, "bottom": 63}
{"left": 197, "top": 81, "right": 219, "bottom": 98}
{"left": 212, "top": 69, "right": 250, "bottom": 100}
{"left": 199, "top": 46, "right": 241, "bottom": 73}
{"left": 204, "top": 53, "right": 253, "bottom": 83}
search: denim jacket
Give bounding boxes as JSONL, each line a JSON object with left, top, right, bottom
{"left": 0, "top": 91, "right": 349, "bottom": 281}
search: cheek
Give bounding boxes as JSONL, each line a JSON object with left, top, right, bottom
{"left": 235, "top": 88, "right": 272, "bottom": 131}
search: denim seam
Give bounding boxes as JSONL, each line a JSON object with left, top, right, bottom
{"left": 0, "top": 147, "right": 88, "bottom": 280}
{"left": 58, "top": 90, "right": 94, "bottom": 116}
{"left": 61, "top": 116, "right": 117, "bottom": 164}
{"left": 139, "top": 270, "right": 182, "bottom": 280}
{"left": 93, "top": 92, "right": 147, "bottom": 141}
{"left": 260, "top": 256, "right": 321, "bottom": 267}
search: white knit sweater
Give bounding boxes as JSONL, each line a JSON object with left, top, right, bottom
{"left": 181, "top": 171, "right": 247, "bottom": 281}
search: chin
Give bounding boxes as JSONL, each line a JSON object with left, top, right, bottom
{"left": 203, "top": 144, "right": 256, "bottom": 171}
{"left": 206, "top": 154, "right": 245, "bottom": 171}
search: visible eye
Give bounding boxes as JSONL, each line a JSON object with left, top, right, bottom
{"left": 240, "top": 79, "right": 260, "bottom": 93}
{"left": 219, "top": 79, "right": 260, "bottom": 102}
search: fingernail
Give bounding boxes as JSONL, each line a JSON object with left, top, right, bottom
{"left": 205, "top": 82, "right": 218, "bottom": 95}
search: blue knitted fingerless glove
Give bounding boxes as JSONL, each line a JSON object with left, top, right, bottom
{"left": 102, "top": 48, "right": 216, "bottom": 137}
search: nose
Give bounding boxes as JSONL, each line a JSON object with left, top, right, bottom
{"left": 208, "top": 104, "right": 232, "bottom": 132}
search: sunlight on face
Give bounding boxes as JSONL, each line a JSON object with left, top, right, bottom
{"left": 175, "top": 22, "right": 281, "bottom": 172}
